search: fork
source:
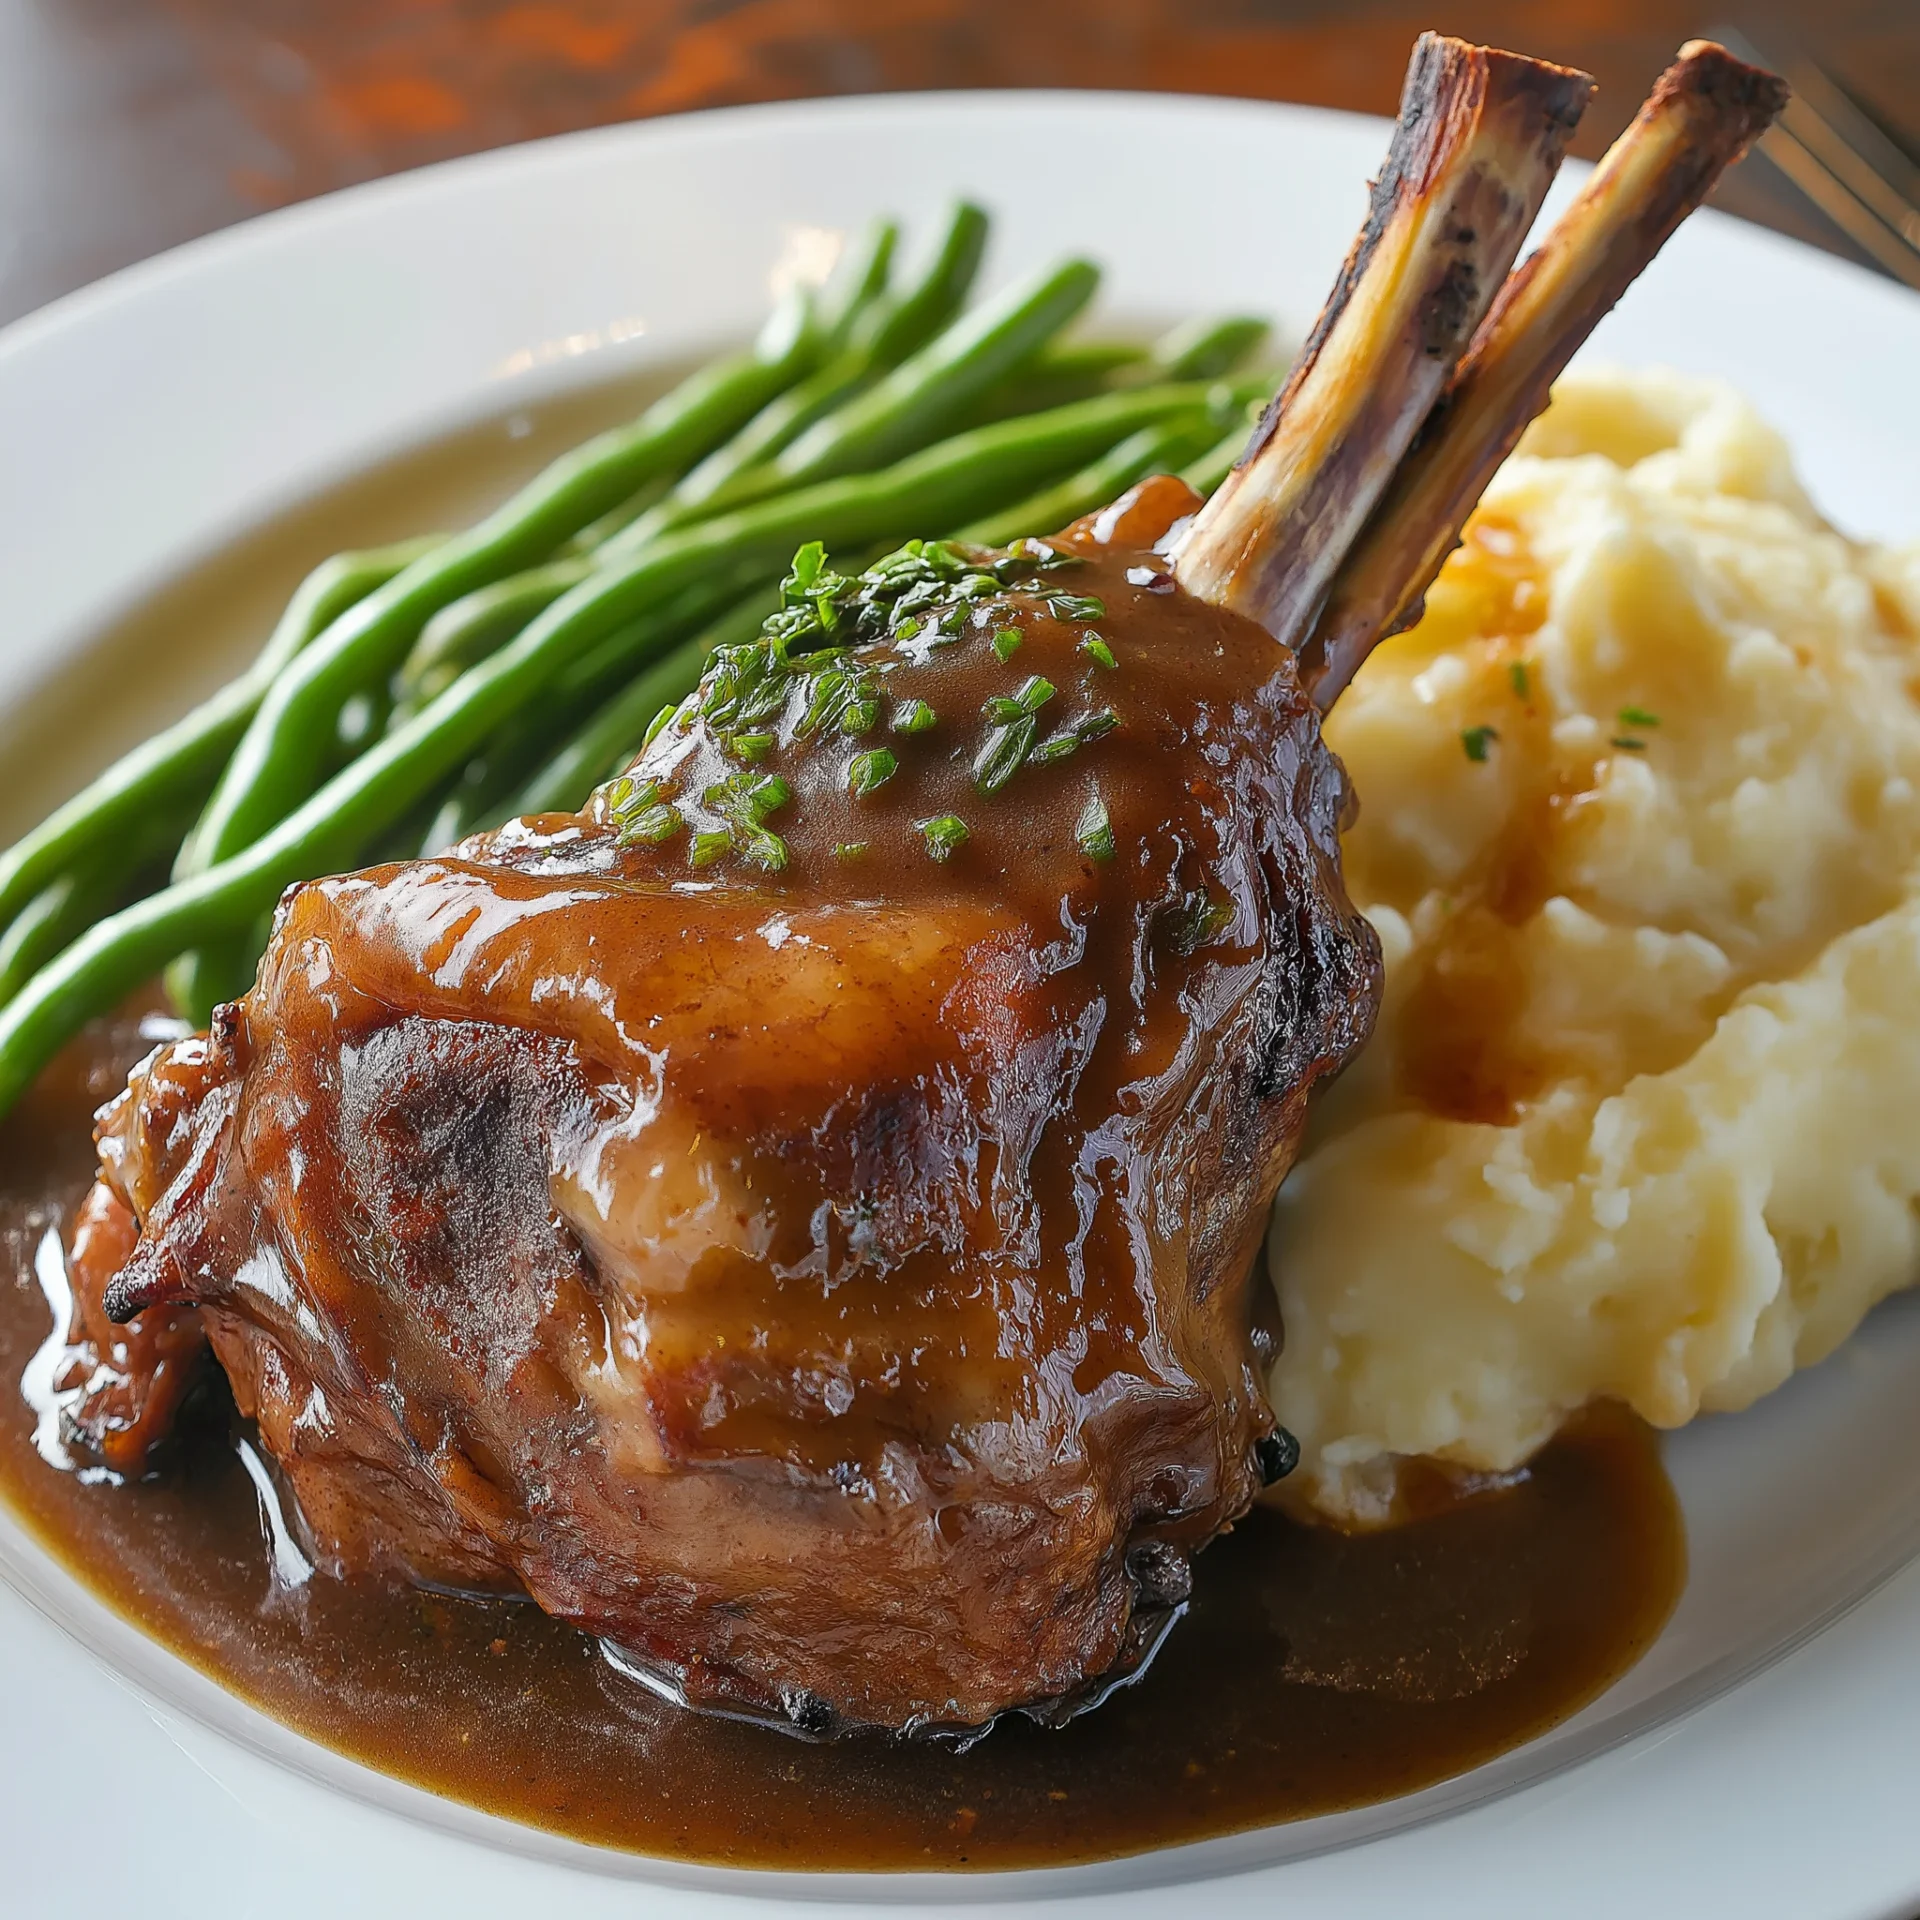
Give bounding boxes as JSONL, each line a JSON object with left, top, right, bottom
{"left": 1711, "top": 25, "right": 1920, "bottom": 291}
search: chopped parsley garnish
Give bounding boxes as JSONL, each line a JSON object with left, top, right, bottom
{"left": 675, "top": 771, "right": 791, "bottom": 871}
{"left": 1508, "top": 660, "right": 1530, "bottom": 698}
{"left": 1076, "top": 791, "right": 1115, "bottom": 862}
{"left": 919, "top": 814, "right": 970, "bottom": 861}
{"left": 1609, "top": 735, "right": 1648, "bottom": 752}
{"left": 985, "top": 675, "right": 1056, "bottom": 723}
{"left": 599, "top": 773, "right": 654, "bottom": 818}
{"left": 1046, "top": 592, "right": 1106, "bottom": 622}
{"left": 1462, "top": 725, "right": 1499, "bottom": 763}
{"left": 743, "top": 774, "right": 790, "bottom": 819}
{"left": 736, "top": 828, "right": 790, "bottom": 871}
{"left": 974, "top": 717, "right": 1038, "bottom": 794}
{"left": 619, "top": 803, "right": 682, "bottom": 846}
{"left": 689, "top": 828, "right": 732, "bottom": 869}
{"left": 1618, "top": 705, "right": 1661, "bottom": 728}
{"left": 624, "top": 539, "right": 1120, "bottom": 874}
{"left": 1031, "top": 706, "right": 1119, "bottom": 766}
{"left": 600, "top": 776, "right": 684, "bottom": 849}
{"left": 794, "top": 667, "right": 850, "bottom": 738}
{"left": 847, "top": 748, "right": 898, "bottom": 796}
{"left": 1164, "top": 889, "right": 1232, "bottom": 955}
{"left": 747, "top": 536, "right": 1079, "bottom": 661}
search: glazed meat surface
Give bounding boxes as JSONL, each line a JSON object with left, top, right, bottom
{"left": 80, "top": 481, "right": 1378, "bottom": 1733}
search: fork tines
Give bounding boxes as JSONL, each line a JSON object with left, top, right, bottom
{"left": 1713, "top": 24, "right": 1920, "bottom": 290}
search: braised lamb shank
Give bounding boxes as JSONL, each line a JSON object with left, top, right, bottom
{"left": 51, "top": 39, "right": 1784, "bottom": 1736}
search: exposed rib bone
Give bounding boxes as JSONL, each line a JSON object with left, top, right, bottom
{"left": 1298, "top": 40, "right": 1791, "bottom": 707}
{"left": 1169, "top": 34, "right": 1592, "bottom": 644}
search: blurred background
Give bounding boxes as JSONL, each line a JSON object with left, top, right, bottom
{"left": 2, "top": 0, "right": 1916, "bottom": 329}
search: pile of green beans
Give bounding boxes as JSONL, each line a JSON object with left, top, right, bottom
{"left": 0, "top": 204, "right": 1274, "bottom": 1114}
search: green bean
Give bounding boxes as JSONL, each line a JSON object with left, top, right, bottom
{"left": 981, "top": 319, "right": 1267, "bottom": 420}
{"left": 451, "top": 382, "right": 1224, "bottom": 755}
{"left": 772, "top": 256, "right": 1099, "bottom": 484}
{"left": 180, "top": 540, "right": 772, "bottom": 1014}
{"left": 166, "top": 943, "right": 240, "bottom": 1028}
{"left": 0, "top": 877, "right": 89, "bottom": 1011}
{"left": 412, "top": 795, "right": 469, "bottom": 862}
{"left": 1181, "top": 399, "right": 1267, "bottom": 496}
{"left": 970, "top": 346, "right": 1137, "bottom": 423}
{"left": 558, "top": 474, "right": 674, "bottom": 556}
{"left": 169, "top": 909, "right": 277, "bottom": 1028}
{"left": 507, "top": 589, "right": 780, "bottom": 821}
{"left": 167, "top": 918, "right": 270, "bottom": 1027}
{"left": 397, "top": 286, "right": 1014, "bottom": 712}
{"left": 1142, "top": 315, "right": 1271, "bottom": 381}
{"left": 258, "top": 540, "right": 449, "bottom": 685}
{"left": 563, "top": 219, "right": 915, "bottom": 562}
{"left": 0, "top": 380, "right": 1221, "bottom": 1114}
{"left": 959, "top": 375, "right": 1266, "bottom": 543}
{"left": 366, "top": 786, "right": 459, "bottom": 869}
{"left": 170, "top": 303, "right": 819, "bottom": 1008}
{"left": 957, "top": 412, "right": 1218, "bottom": 545}
{"left": 414, "top": 225, "right": 980, "bottom": 705}
{"left": 612, "top": 211, "right": 989, "bottom": 551}
{"left": 546, "top": 386, "right": 1215, "bottom": 699}
{"left": 618, "top": 257, "right": 1100, "bottom": 535}
{"left": 414, "top": 555, "right": 782, "bottom": 855}
{"left": 162, "top": 538, "right": 449, "bottom": 1021}
{"left": 422, "top": 678, "right": 621, "bottom": 849}
{"left": 817, "top": 216, "right": 902, "bottom": 350}
{"left": 1036, "top": 340, "right": 1149, "bottom": 384}
{"left": 649, "top": 352, "right": 874, "bottom": 525}
{"left": 0, "top": 536, "right": 439, "bottom": 941}
{"left": 510, "top": 429, "right": 1139, "bottom": 835}
{"left": 410, "top": 565, "right": 779, "bottom": 826}
{"left": 988, "top": 315, "right": 1254, "bottom": 420}
{"left": 4, "top": 807, "right": 196, "bottom": 1011}
{"left": 179, "top": 289, "right": 821, "bottom": 881}
{"left": 545, "top": 560, "right": 782, "bottom": 709}
{"left": 398, "top": 557, "right": 594, "bottom": 711}
{"left": 850, "top": 203, "right": 988, "bottom": 366}
{"left": 407, "top": 684, "right": 630, "bottom": 855}
{"left": 0, "top": 869, "right": 133, "bottom": 1011}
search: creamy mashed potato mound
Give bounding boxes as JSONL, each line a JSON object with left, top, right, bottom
{"left": 1269, "top": 366, "right": 1920, "bottom": 1525}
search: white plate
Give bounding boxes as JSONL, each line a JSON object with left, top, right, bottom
{"left": 4, "top": 90, "right": 1920, "bottom": 1920}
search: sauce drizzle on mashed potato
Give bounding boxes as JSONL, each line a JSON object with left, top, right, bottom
{"left": 1270, "top": 366, "right": 1920, "bottom": 1526}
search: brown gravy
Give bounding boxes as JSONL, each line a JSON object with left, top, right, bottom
{"left": 0, "top": 1008, "right": 1684, "bottom": 1871}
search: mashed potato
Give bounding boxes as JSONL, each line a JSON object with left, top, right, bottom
{"left": 1268, "top": 366, "right": 1920, "bottom": 1525}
